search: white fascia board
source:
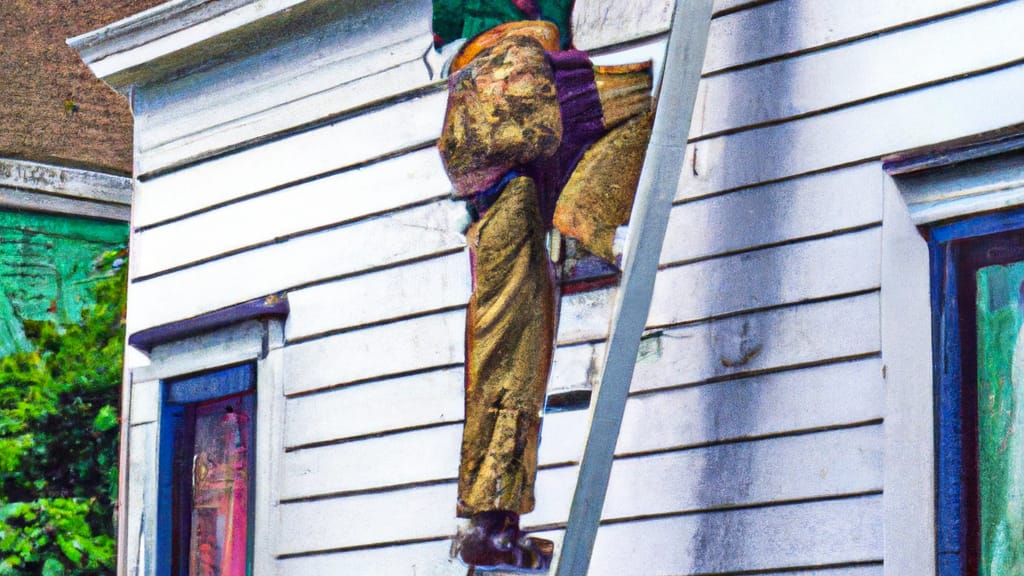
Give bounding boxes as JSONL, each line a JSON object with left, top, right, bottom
{"left": 67, "top": 0, "right": 350, "bottom": 92}
{"left": 0, "top": 157, "right": 131, "bottom": 205}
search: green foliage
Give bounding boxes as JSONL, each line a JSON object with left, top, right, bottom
{"left": 0, "top": 248, "right": 127, "bottom": 576}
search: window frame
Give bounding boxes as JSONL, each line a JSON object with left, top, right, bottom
{"left": 882, "top": 134, "right": 1024, "bottom": 576}
{"left": 159, "top": 363, "right": 258, "bottom": 576}
{"left": 123, "top": 316, "right": 286, "bottom": 576}
{"left": 929, "top": 210, "right": 1024, "bottom": 576}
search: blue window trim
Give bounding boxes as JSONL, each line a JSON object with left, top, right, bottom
{"left": 166, "top": 363, "right": 256, "bottom": 404}
{"left": 930, "top": 206, "right": 1024, "bottom": 576}
{"left": 157, "top": 363, "right": 257, "bottom": 576}
{"left": 932, "top": 237, "right": 970, "bottom": 576}
{"left": 931, "top": 209, "right": 1024, "bottom": 245}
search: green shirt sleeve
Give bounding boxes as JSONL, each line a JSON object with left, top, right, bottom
{"left": 433, "top": 0, "right": 574, "bottom": 48}
{"left": 432, "top": 0, "right": 467, "bottom": 45}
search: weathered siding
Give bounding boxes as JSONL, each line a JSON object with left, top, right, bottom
{"left": 616, "top": 0, "right": 1017, "bottom": 573}
{"left": 108, "top": 0, "right": 1024, "bottom": 574}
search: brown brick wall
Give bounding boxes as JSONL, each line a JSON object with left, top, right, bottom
{"left": 0, "top": 0, "right": 169, "bottom": 175}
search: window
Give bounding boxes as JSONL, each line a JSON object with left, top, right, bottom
{"left": 931, "top": 210, "right": 1024, "bottom": 576}
{"left": 123, "top": 297, "right": 287, "bottom": 576}
{"left": 882, "top": 133, "right": 1024, "bottom": 575}
{"left": 160, "top": 364, "right": 256, "bottom": 576}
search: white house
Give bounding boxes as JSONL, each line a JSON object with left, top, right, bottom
{"left": 71, "top": 0, "right": 1024, "bottom": 574}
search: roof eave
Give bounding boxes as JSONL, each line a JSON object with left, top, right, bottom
{"left": 67, "top": 0, "right": 317, "bottom": 93}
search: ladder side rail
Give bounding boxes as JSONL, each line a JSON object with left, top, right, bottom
{"left": 553, "top": 0, "right": 714, "bottom": 573}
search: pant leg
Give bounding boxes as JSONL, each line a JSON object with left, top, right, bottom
{"left": 552, "top": 111, "right": 653, "bottom": 261}
{"left": 458, "top": 175, "right": 556, "bottom": 518}
{"left": 553, "top": 65, "right": 654, "bottom": 261}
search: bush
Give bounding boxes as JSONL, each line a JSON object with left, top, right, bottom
{"left": 0, "top": 248, "right": 127, "bottom": 576}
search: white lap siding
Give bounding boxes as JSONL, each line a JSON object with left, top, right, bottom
{"left": 111, "top": 0, "right": 1024, "bottom": 573}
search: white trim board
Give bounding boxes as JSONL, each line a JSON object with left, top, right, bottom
{"left": 69, "top": 0, "right": 414, "bottom": 89}
{"left": 880, "top": 173, "right": 936, "bottom": 576}
{"left": 892, "top": 148, "right": 1024, "bottom": 225}
{"left": 0, "top": 157, "right": 131, "bottom": 221}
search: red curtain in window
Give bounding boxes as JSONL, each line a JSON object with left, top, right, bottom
{"left": 189, "top": 396, "right": 252, "bottom": 576}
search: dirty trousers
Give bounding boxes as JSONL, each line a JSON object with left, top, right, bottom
{"left": 443, "top": 25, "right": 653, "bottom": 517}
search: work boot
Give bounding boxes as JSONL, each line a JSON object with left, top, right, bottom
{"left": 452, "top": 511, "right": 553, "bottom": 572}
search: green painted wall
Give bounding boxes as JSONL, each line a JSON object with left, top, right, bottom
{"left": 0, "top": 210, "right": 127, "bottom": 357}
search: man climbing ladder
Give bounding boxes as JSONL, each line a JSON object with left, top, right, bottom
{"left": 432, "top": 0, "right": 655, "bottom": 571}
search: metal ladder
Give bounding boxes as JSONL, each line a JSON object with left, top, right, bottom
{"left": 554, "top": 1, "right": 714, "bottom": 573}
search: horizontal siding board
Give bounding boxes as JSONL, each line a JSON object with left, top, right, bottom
{"left": 277, "top": 483, "right": 458, "bottom": 555}
{"left": 680, "top": 63, "right": 1024, "bottom": 200}
{"left": 283, "top": 355, "right": 883, "bottom": 465}
{"left": 280, "top": 292, "right": 880, "bottom": 445}
{"left": 282, "top": 305, "right": 617, "bottom": 414}
{"left": 283, "top": 309, "right": 606, "bottom": 405}
{"left": 135, "top": 35, "right": 429, "bottom": 153}
{"left": 757, "top": 569, "right": 883, "bottom": 576}
{"left": 285, "top": 252, "right": 470, "bottom": 341}
{"left": 287, "top": 257, "right": 615, "bottom": 346}
{"left": 540, "top": 357, "right": 885, "bottom": 464}
{"left": 661, "top": 163, "right": 883, "bottom": 264}
{"left": 462, "top": 0, "right": 783, "bottom": 54}
{"left": 649, "top": 227, "right": 881, "bottom": 328}
{"left": 282, "top": 424, "right": 462, "bottom": 500}
{"left": 133, "top": 148, "right": 452, "bottom": 277}
{"left": 711, "top": 0, "right": 766, "bottom": 15}
{"left": 135, "top": 9, "right": 432, "bottom": 148}
{"left": 278, "top": 515, "right": 882, "bottom": 576}
{"left": 532, "top": 425, "right": 883, "bottom": 525}
{"left": 129, "top": 200, "right": 466, "bottom": 330}
{"left": 284, "top": 367, "right": 464, "bottom": 447}
{"left": 277, "top": 541, "right": 461, "bottom": 576}
{"left": 139, "top": 59, "right": 441, "bottom": 175}
{"left": 704, "top": 0, "right": 1000, "bottom": 74}
{"left": 283, "top": 421, "right": 882, "bottom": 509}
{"left": 699, "top": 1, "right": 1024, "bottom": 137}
{"left": 546, "top": 288, "right": 880, "bottom": 402}
{"left": 282, "top": 309, "right": 464, "bottom": 396}
{"left": 572, "top": 0, "right": 916, "bottom": 48}
{"left": 133, "top": 89, "right": 446, "bottom": 228}
{"left": 584, "top": 496, "right": 883, "bottom": 575}
{"left": 634, "top": 291, "right": 881, "bottom": 392}
{"left": 278, "top": 493, "right": 882, "bottom": 571}
{"left": 279, "top": 541, "right": 881, "bottom": 576}
{"left": 556, "top": 287, "right": 615, "bottom": 344}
